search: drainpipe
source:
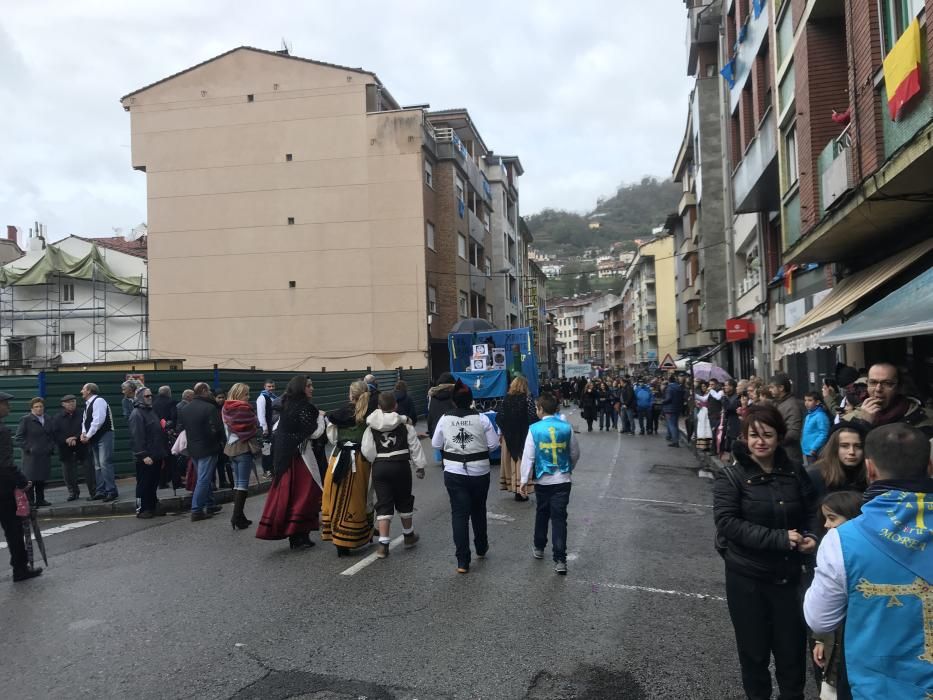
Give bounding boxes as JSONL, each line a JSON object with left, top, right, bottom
{"left": 718, "top": 15, "right": 739, "bottom": 373}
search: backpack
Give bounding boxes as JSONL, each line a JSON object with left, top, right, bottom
{"left": 714, "top": 463, "right": 743, "bottom": 558}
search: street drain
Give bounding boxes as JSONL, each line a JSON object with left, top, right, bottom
{"left": 230, "top": 669, "right": 447, "bottom": 700}
{"left": 633, "top": 501, "right": 707, "bottom": 516}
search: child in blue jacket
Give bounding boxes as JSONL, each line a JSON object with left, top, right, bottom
{"left": 801, "top": 391, "right": 830, "bottom": 465}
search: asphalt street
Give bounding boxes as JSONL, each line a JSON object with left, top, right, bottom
{"left": 0, "top": 409, "right": 810, "bottom": 700}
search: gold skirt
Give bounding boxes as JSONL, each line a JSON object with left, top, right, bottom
{"left": 321, "top": 450, "right": 373, "bottom": 549}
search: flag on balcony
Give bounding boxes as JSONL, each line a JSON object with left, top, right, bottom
{"left": 783, "top": 263, "right": 798, "bottom": 294}
{"left": 752, "top": 0, "right": 764, "bottom": 18}
{"left": 883, "top": 18, "right": 923, "bottom": 121}
{"left": 720, "top": 58, "right": 736, "bottom": 88}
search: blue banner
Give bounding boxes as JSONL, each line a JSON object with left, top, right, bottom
{"left": 720, "top": 58, "right": 736, "bottom": 88}
{"left": 752, "top": 0, "right": 764, "bottom": 18}
{"left": 452, "top": 370, "right": 508, "bottom": 399}
{"left": 448, "top": 327, "right": 540, "bottom": 396}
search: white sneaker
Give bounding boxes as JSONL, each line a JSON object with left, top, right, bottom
{"left": 555, "top": 561, "right": 567, "bottom": 575}
{"left": 532, "top": 548, "right": 544, "bottom": 559}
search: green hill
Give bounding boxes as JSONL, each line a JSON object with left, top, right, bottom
{"left": 526, "top": 176, "right": 680, "bottom": 257}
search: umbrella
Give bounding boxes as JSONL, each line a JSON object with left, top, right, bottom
{"left": 691, "top": 361, "right": 732, "bottom": 383}
{"left": 450, "top": 317, "right": 497, "bottom": 333}
{"left": 28, "top": 507, "right": 48, "bottom": 567}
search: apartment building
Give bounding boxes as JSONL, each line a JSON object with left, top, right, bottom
{"left": 121, "top": 47, "right": 522, "bottom": 375}
{"left": 770, "top": 0, "right": 933, "bottom": 390}
{"left": 619, "top": 235, "right": 677, "bottom": 373}
{"left": 675, "top": 1, "right": 731, "bottom": 365}
{"left": 603, "top": 299, "right": 625, "bottom": 369}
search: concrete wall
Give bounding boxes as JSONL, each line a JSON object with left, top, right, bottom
{"left": 123, "top": 49, "right": 427, "bottom": 371}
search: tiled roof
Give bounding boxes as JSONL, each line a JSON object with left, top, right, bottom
{"left": 76, "top": 235, "right": 148, "bottom": 260}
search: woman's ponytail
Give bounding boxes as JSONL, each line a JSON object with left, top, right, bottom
{"left": 349, "top": 380, "right": 370, "bottom": 424}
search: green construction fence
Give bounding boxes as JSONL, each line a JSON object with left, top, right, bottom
{"left": 1, "top": 367, "right": 430, "bottom": 482}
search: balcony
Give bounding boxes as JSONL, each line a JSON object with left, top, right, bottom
{"left": 819, "top": 125, "right": 854, "bottom": 215}
{"left": 728, "top": 3, "right": 770, "bottom": 110}
{"left": 644, "top": 294, "right": 657, "bottom": 308}
{"left": 468, "top": 209, "right": 485, "bottom": 243}
{"left": 687, "top": 1, "right": 720, "bottom": 74}
{"left": 433, "top": 128, "right": 492, "bottom": 206}
{"left": 733, "top": 107, "right": 780, "bottom": 214}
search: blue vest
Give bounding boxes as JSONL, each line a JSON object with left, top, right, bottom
{"left": 837, "top": 490, "right": 933, "bottom": 699}
{"left": 529, "top": 416, "right": 573, "bottom": 480}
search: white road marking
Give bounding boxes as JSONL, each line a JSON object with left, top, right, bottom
{"left": 0, "top": 519, "right": 99, "bottom": 549}
{"left": 583, "top": 580, "right": 726, "bottom": 602}
{"left": 339, "top": 536, "right": 404, "bottom": 576}
{"left": 698, "top": 469, "right": 714, "bottom": 480}
{"left": 487, "top": 512, "right": 515, "bottom": 522}
{"left": 606, "top": 496, "right": 713, "bottom": 509}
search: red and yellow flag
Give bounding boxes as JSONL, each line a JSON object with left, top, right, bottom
{"left": 883, "top": 18, "right": 923, "bottom": 121}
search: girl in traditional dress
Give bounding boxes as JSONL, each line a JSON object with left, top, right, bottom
{"left": 497, "top": 376, "right": 538, "bottom": 501}
{"left": 255, "top": 376, "right": 325, "bottom": 550}
{"left": 694, "top": 381, "right": 713, "bottom": 451}
{"left": 322, "top": 380, "right": 374, "bottom": 557}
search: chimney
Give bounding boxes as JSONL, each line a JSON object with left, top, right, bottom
{"left": 6, "top": 226, "right": 17, "bottom": 245}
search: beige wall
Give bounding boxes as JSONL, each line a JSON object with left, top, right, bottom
{"left": 123, "top": 49, "right": 428, "bottom": 370}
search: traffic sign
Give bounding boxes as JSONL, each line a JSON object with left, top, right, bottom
{"left": 648, "top": 361, "right": 659, "bottom": 372}
{"left": 659, "top": 353, "right": 677, "bottom": 371}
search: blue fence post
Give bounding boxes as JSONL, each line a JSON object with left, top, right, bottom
{"left": 38, "top": 371, "right": 46, "bottom": 399}
{"left": 213, "top": 364, "right": 220, "bottom": 392}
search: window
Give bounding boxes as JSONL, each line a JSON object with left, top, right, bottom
{"left": 62, "top": 283, "right": 75, "bottom": 303}
{"left": 426, "top": 221, "right": 436, "bottom": 250}
{"left": 247, "top": 94, "right": 254, "bottom": 102}
{"left": 784, "top": 125, "right": 798, "bottom": 187}
{"left": 455, "top": 177, "right": 465, "bottom": 203}
{"left": 287, "top": 217, "right": 295, "bottom": 225}
{"left": 458, "top": 291, "right": 468, "bottom": 317}
{"left": 286, "top": 153, "right": 293, "bottom": 162}
{"left": 424, "top": 160, "right": 433, "bottom": 187}
{"left": 458, "top": 234, "right": 467, "bottom": 260}
{"left": 485, "top": 257, "right": 491, "bottom": 277}
{"left": 487, "top": 304, "right": 494, "bottom": 322}
{"left": 882, "top": 0, "right": 925, "bottom": 54}
{"left": 469, "top": 241, "right": 484, "bottom": 268}
{"left": 428, "top": 286, "right": 437, "bottom": 314}
{"left": 61, "top": 332, "right": 75, "bottom": 352}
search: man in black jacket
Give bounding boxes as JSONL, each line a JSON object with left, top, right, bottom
{"left": 0, "top": 391, "right": 42, "bottom": 582}
{"left": 128, "top": 387, "right": 169, "bottom": 519}
{"left": 183, "top": 383, "right": 225, "bottom": 521}
{"left": 662, "top": 375, "right": 685, "bottom": 447}
{"left": 51, "top": 394, "right": 95, "bottom": 501}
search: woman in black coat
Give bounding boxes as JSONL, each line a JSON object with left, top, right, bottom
{"left": 496, "top": 376, "right": 538, "bottom": 501}
{"left": 719, "top": 379, "right": 742, "bottom": 458}
{"left": 15, "top": 397, "right": 55, "bottom": 507}
{"left": 394, "top": 380, "right": 418, "bottom": 424}
{"left": 713, "top": 403, "right": 817, "bottom": 700}
{"left": 580, "top": 382, "right": 597, "bottom": 432}
{"left": 427, "top": 372, "right": 456, "bottom": 439}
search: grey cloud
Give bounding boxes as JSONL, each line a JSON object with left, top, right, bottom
{"left": 1, "top": 0, "right": 693, "bottom": 236}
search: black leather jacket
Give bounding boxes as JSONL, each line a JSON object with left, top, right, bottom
{"left": 714, "top": 442, "right": 818, "bottom": 583}
{"left": 0, "top": 422, "right": 27, "bottom": 491}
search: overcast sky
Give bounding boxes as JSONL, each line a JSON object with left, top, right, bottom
{"left": 0, "top": 1, "right": 692, "bottom": 242}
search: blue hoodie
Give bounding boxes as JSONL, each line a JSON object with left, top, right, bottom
{"left": 801, "top": 404, "right": 830, "bottom": 458}
{"left": 635, "top": 385, "right": 653, "bottom": 409}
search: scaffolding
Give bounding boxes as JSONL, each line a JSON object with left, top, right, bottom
{"left": 0, "top": 243, "right": 148, "bottom": 369}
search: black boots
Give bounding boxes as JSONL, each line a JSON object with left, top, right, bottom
{"left": 33, "top": 482, "right": 51, "bottom": 508}
{"left": 288, "top": 533, "right": 315, "bottom": 550}
{"left": 13, "top": 566, "right": 43, "bottom": 582}
{"left": 230, "top": 490, "right": 252, "bottom": 530}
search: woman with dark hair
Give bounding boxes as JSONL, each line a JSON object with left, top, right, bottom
{"left": 714, "top": 403, "right": 818, "bottom": 700}
{"left": 394, "top": 380, "right": 418, "bottom": 423}
{"left": 497, "top": 376, "right": 538, "bottom": 501}
{"left": 806, "top": 423, "right": 868, "bottom": 501}
{"left": 322, "top": 380, "right": 375, "bottom": 556}
{"left": 255, "top": 376, "right": 325, "bottom": 550}
{"left": 15, "top": 398, "right": 54, "bottom": 507}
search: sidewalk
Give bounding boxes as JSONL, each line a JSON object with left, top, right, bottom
{"left": 35, "top": 476, "right": 272, "bottom": 519}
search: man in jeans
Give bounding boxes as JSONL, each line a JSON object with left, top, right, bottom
{"left": 184, "top": 382, "right": 225, "bottom": 522}
{"left": 80, "top": 383, "right": 118, "bottom": 501}
{"left": 519, "top": 392, "right": 580, "bottom": 575}
{"left": 662, "top": 374, "right": 685, "bottom": 448}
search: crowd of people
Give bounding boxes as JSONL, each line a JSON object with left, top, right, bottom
{"left": 2, "top": 359, "right": 930, "bottom": 698}
{"left": 712, "top": 361, "right": 932, "bottom": 700}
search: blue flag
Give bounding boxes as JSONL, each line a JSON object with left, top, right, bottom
{"left": 720, "top": 59, "right": 736, "bottom": 88}
{"left": 752, "top": 0, "right": 764, "bottom": 18}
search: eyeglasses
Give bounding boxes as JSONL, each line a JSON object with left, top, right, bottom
{"left": 866, "top": 380, "right": 896, "bottom": 389}
{"left": 143, "top": 394, "right": 153, "bottom": 398}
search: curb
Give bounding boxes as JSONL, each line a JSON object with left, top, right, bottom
{"left": 35, "top": 480, "right": 272, "bottom": 519}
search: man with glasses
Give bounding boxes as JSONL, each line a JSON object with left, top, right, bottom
{"left": 844, "top": 362, "right": 933, "bottom": 435}
{"left": 128, "top": 387, "right": 169, "bottom": 519}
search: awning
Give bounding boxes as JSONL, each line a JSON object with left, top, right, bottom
{"left": 820, "top": 265, "right": 933, "bottom": 344}
{"left": 774, "top": 238, "right": 933, "bottom": 355}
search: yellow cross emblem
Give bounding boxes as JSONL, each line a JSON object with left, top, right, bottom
{"left": 539, "top": 426, "right": 567, "bottom": 464}
{"left": 856, "top": 577, "right": 933, "bottom": 664}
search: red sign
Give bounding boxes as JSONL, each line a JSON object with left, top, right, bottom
{"left": 725, "top": 318, "right": 755, "bottom": 342}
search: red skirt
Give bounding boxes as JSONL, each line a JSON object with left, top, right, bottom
{"left": 255, "top": 455, "right": 322, "bottom": 540}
